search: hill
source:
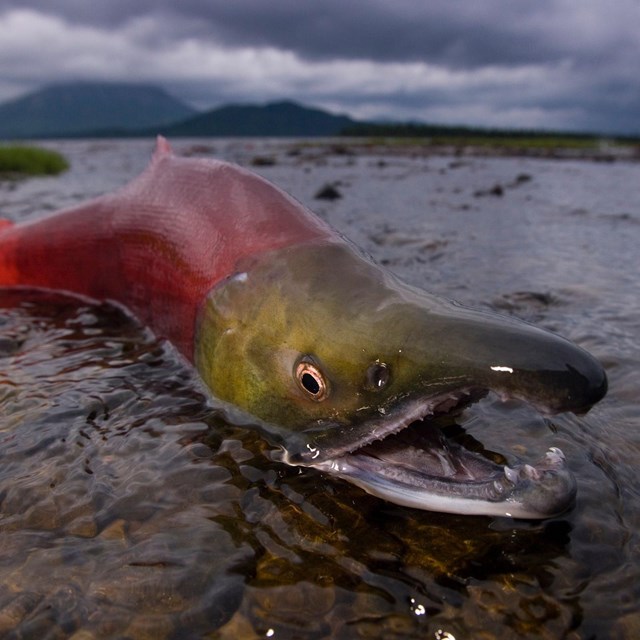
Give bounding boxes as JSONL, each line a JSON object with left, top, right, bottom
{"left": 157, "top": 100, "right": 357, "bottom": 137}
{"left": 0, "top": 82, "right": 196, "bottom": 139}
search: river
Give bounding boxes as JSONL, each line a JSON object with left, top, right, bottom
{"left": 0, "top": 138, "right": 638, "bottom": 638}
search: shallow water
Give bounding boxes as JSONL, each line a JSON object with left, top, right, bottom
{"left": 0, "top": 139, "right": 639, "bottom": 638}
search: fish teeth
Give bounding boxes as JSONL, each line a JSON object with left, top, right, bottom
{"left": 504, "top": 463, "right": 545, "bottom": 483}
{"left": 522, "top": 464, "right": 542, "bottom": 480}
{"left": 337, "top": 386, "right": 480, "bottom": 458}
{"left": 503, "top": 465, "right": 519, "bottom": 484}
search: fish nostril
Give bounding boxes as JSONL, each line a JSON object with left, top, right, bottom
{"left": 366, "top": 362, "right": 390, "bottom": 391}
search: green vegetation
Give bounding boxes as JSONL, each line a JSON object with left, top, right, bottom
{"left": 0, "top": 145, "right": 69, "bottom": 177}
{"left": 427, "top": 135, "right": 599, "bottom": 149}
{"left": 341, "top": 122, "right": 640, "bottom": 150}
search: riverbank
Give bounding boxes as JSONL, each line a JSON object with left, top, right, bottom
{"left": 292, "top": 135, "right": 640, "bottom": 162}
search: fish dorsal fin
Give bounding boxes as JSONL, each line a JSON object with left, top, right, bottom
{"left": 153, "top": 136, "right": 173, "bottom": 161}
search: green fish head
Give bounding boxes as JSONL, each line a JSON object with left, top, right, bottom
{"left": 195, "top": 241, "right": 606, "bottom": 518}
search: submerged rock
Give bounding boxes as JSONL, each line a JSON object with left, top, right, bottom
{"left": 314, "top": 183, "right": 343, "bottom": 200}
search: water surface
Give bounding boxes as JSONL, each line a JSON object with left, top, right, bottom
{"left": 0, "top": 139, "right": 639, "bottom": 638}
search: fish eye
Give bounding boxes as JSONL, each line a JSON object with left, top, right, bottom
{"left": 366, "top": 362, "right": 390, "bottom": 391}
{"left": 295, "top": 358, "right": 329, "bottom": 401}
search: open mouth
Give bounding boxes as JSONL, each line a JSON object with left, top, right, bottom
{"left": 281, "top": 389, "right": 577, "bottom": 519}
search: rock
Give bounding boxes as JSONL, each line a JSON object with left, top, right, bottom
{"left": 314, "top": 183, "right": 342, "bottom": 200}
{"left": 250, "top": 156, "right": 277, "bottom": 167}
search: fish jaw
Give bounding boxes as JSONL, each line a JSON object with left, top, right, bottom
{"left": 275, "top": 388, "right": 577, "bottom": 519}
{"left": 316, "top": 446, "right": 576, "bottom": 519}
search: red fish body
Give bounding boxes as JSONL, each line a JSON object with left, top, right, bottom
{"left": 0, "top": 138, "right": 331, "bottom": 358}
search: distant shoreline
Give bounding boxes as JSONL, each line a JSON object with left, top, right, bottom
{"left": 10, "top": 136, "right": 640, "bottom": 164}
{"left": 330, "top": 136, "right": 640, "bottom": 162}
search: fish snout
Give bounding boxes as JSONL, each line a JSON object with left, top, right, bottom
{"left": 488, "top": 343, "right": 608, "bottom": 415}
{"left": 417, "top": 307, "right": 608, "bottom": 415}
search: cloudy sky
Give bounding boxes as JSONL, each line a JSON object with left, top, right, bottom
{"left": 0, "top": 0, "right": 638, "bottom": 134}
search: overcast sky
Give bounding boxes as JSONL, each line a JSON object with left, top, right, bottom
{"left": 0, "top": 0, "right": 638, "bottom": 134}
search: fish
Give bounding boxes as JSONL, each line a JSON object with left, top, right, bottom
{"left": 0, "top": 137, "right": 607, "bottom": 519}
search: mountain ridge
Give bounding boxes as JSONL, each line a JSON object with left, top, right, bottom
{"left": 0, "top": 82, "right": 197, "bottom": 139}
{"left": 154, "top": 99, "right": 357, "bottom": 137}
{"left": 0, "top": 82, "right": 358, "bottom": 139}
{"left": 2, "top": 81, "right": 634, "bottom": 142}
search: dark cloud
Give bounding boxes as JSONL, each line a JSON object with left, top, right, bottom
{"left": 0, "top": 0, "right": 638, "bottom": 133}
{"left": 0, "top": 0, "right": 635, "bottom": 67}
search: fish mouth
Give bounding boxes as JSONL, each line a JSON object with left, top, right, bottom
{"left": 278, "top": 389, "right": 578, "bottom": 519}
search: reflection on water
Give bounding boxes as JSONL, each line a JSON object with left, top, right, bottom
{"left": 0, "top": 140, "right": 639, "bottom": 638}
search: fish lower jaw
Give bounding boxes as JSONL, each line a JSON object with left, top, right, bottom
{"left": 313, "top": 445, "right": 575, "bottom": 519}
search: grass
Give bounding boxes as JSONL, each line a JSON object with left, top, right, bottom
{"left": 0, "top": 145, "right": 69, "bottom": 177}
{"left": 341, "top": 122, "right": 640, "bottom": 154}
{"left": 343, "top": 134, "right": 603, "bottom": 150}
{"left": 326, "top": 133, "right": 640, "bottom": 159}
{"left": 427, "top": 135, "right": 601, "bottom": 149}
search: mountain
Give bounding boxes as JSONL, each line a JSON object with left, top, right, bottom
{"left": 0, "top": 85, "right": 359, "bottom": 138}
{"left": 157, "top": 100, "right": 357, "bottom": 137}
{"left": 0, "top": 82, "right": 196, "bottom": 139}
